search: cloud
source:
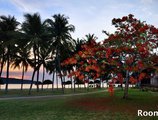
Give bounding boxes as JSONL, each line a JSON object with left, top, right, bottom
{"left": 2, "top": 0, "right": 158, "bottom": 40}
{"left": 9, "top": 0, "right": 114, "bottom": 40}
{"left": 10, "top": 0, "right": 72, "bottom": 14}
{"left": 11, "top": 0, "right": 49, "bottom": 12}
{"left": 141, "top": 0, "right": 153, "bottom": 4}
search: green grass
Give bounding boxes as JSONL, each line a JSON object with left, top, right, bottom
{"left": 0, "top": 87, "right": 101, "bottom": 97}
{"left": 0, "top": 89, "right": 158, "bottom": 120}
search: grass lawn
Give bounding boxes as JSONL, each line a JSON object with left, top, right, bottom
{"left": 0, "top": 87, "right": 100, "bottom": 97}
{"left": 0, "top": 89, "right": 157, "bottom": 120}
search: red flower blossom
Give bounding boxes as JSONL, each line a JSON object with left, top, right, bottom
{"left": 129, "top": 76, "right": 137, "bottom": 84}
{"left": 138, "top": 73, "right": 146, "bottom": 81}
{"left": 138, "top": 61, "right": 144, "bottom": 69}
{"left": 122, "top": 16, "right": 128, "bottom": 21}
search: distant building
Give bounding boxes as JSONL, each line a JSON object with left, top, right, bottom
{"left": 150, "top": 75, "right": 158, "bottom": 86}
{"left": 141, "top": 66, "right": 158, "bottom": 86}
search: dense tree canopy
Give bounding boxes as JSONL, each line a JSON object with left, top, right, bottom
{"left": 62, "top": 14, "right": 158, "bottom": 98}
{"left": 0, "top": 13, "right": 158, "bottom": 97}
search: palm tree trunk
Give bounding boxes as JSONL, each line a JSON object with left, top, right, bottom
{"left": 21, "top": 65, "right": 25, "bottom": 90}
{"left": 63, "top": 75, "right": 66, "bottom": 89}
{"left": 5, "top": 46, "right": 10, "bottom": 94}
{"left": 56, "top": 72, "right": 58, "bottom": 90}
{"left": 36, "top": 68, "right": 40, "bottom": 92}
{"left": 0, "top": 60, "right": 4, "bottom": 77}
{"left": 0, "top": 51, "right": 5, "bottom": 77}
{"left": 58, "top": 70, "right": 64, "bottom": 93}
{"left": 120, "top": 83, "right": 123, "bottom": 90}
{"left": 36, "top": 45, "right": 40, "bottom": 92}
{"left": 52, "top": 71, "right": 55, "bottom": 91}
{"left": 56, "top": 48, "right": 64, "bottom": 93}
{"left": 123, "top": 71, "right": 129, "bottom": 99}
{"left": 29, "top": 69, "right": 36, "bottom": 94}
{"left": 33, "top": 44, "right": 39, "bottom": 92}
{"left": 42, "top": 65, "right": 45, "bottom": 90}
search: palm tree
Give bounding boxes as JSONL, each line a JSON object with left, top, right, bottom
{"left": 0, "top": 15, "right": 19, "bottom": 93}
{"left": 45, "top": 14, "right": 75, "bottom": 93}
{"left": 46, "top": 60, "right": 56, "bottom": 90}
{"left": 84, "top": 33, "right": 98, "bottom": 43}
{"left": 73, "top": 38, "right": 86, "bottom": 53}
{"left": 22, "top": 13, "right": 49, "bottom": 94}
{"left": 11, "top": 46, "right": 30, "bottom": 90}
{"left": 39, "top": 44, "right": 52, "bottom": 90}
{"left": 60, "top": 42, "right": 75, "bottom": 90}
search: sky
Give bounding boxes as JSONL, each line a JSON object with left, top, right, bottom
{"left": 1, "top": 0, "right": 158, "bottom": 80}
{"left": 1, "top": 0, "right": 158, "bottom": 41}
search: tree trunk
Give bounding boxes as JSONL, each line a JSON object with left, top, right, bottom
{"left": 36, "top": 68, "right": 39, "bottom": 92}
{"left": 36, "top": 45, "right": 40, "bottom": 92}
{"left": 58, "top": 70, "right": 64, "bottom": 93}
{"left": 63, "top": 75, "right": 66, "bottom": 89}
{"left": 0, "top": 61, "right": 4, "bottom": 77}
{"left": 56, "top": 47, "right": 64, "bottom": 93}
{"left": 120, "top": 83, "right": 123, "bottom": 90}
{"left": 29, "top": 69, "right": 36, "bottom": 95}
{"left": 87, "top": 79, "right": 89, "bottom": 91}
{"left": 5, "top": 46, "right": 10, "bottom": 94}
{"left": 42, "top": 65, "right": 45, "bottom": 90}
{"left": 21, "top": 65, "right": 25, "bottom": 90}
{"left": 56, "top": 72, "right": 58, "bottom": 90}
{"left": 0, "top": 65, "right": 4, "bottom": 89}
{"left": 123, "top": 71, "right": 129, "bottom": 99}
{"left": 52, "top": 71, "right": 55, "bottom": 91}
{"left": 70, "top": 77, "right": 73, "bottom": 90}
{"left": 0, "top": 51, "right": 5, "bottom": 77}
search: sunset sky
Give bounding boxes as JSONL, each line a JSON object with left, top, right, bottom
{"left": 0, "top": 0, "right": 158, "bottom": 80}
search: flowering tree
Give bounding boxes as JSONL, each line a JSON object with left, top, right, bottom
{"left": 103, "top": 14, "right": 158, "bottom": 98}
{"left": 62, "top": 40, "right": 107, "bottom": 80}
{"left": 62, "top": 14, "right": 158, "bottom": 99}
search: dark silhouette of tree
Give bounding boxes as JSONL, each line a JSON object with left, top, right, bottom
{"left": 45, "top": 14, "right": 75, "bottom": 93}
{"left": 11, "top": 46, "right": 30, "bottom": 90}
{"left": 39, "top": 44, "right": 52, "bottom": 90}
{"left": 22, "top": 13, "right": 49, "bottom": 94}
{"left": 0, "top": 15, "right": 19, "bottom": 93}
{"left": 84, "top": 33, "right": 98, "bottom": 43}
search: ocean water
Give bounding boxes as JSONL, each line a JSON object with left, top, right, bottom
{"left": 0, "top": 84, "right": 62, "bottom": 89}
{"left": 0, "top": 83, "right": 133, "bottom": 90}
{"left": 0, "top": 82, "right": 111, "bottom": 90}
